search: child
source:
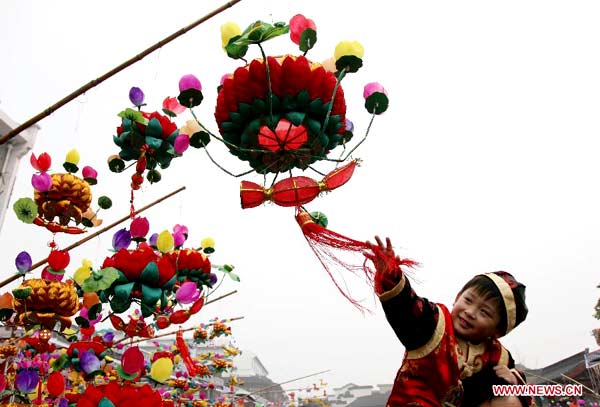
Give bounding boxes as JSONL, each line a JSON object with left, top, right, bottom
{"left": 364, "top": 236, "right": 531, "bottom": 407}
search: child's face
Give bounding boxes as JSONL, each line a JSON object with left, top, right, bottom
{"left": 451, "top": 287, "right": 502, "bottom": 342}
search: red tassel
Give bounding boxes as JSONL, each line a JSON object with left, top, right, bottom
{"left": 296, "top": 207, "right": 418, "bottom": 313}
{"left": 296, "top": 208, "right": 374, "bottom": 313}
{"left": 176, "top": 329, "right": 197, "bottom": 376}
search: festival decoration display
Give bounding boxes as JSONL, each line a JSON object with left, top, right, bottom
{"left": 14, "top": 150, "right": 111, "bottom": 235}
{"left": 1, "top": 11, "right": 382, "bottom": 407}
{"left": 155, "top": 14, "right": 388, "bottom": 209}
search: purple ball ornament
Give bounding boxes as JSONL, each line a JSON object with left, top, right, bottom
{"left": 15, "top": 251, "right": 32, "bottom": 274}
{"left": 129, "top": 87, "right": 145, "bottom": 107}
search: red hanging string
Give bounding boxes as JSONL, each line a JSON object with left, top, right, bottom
{"left": 295, "top": 208, "right": 374, "bottom": 313}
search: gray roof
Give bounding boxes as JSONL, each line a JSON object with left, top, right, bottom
{"left": 524, "top": 348, "right": 600, "bottom": 386}
{"left": 345, "top": 391, "right": 390, "bottom": 407}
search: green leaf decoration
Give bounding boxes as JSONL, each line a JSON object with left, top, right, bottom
{"left": 225, "top": 39, "right": 249, "bottom": 60}
{"left": 63, "top": 162, "right": 79, "bottom": 173}
{"left": 116, "top": 365, "right": 139, "bottom": 381}
{"left": 84, "top": 177, "right": 98, "bottom": 185}
{"left": 88, "top": 303, "right": 102, "bottom": 320}
{"left": 13, "top": 198, "right": 38, "bottom": 224}
{"left": 297, "top": 90, "right": 310, "bottom": 108}
{"left": 147, "top": 169, "right": 162, "bottom": 183}
{"left": 140, "top": 262, "right": 159, "bottom": 286}
{"left": 299, "top": 28, "right": 317, "bottom": 53}
{"left": 75, "top": 316, "right": 90, "bottom": 328}
{"left": 162, "top": 108, "right": 177, "bottom": 118}
{"left": 81, "top": 218, "right": 94, "bottom": 228}
{"left": 82, "top": 267, "right": 120, "bottom": 292}
{"left": 108, "top": 157, "right": 125, "bottom": 173}
{"left": 335, "top": 55, "right": 363, "bottom": 74}
{"left": 190, "top": 131, "right": 210, "bottom": 148}
{"left": 309, "top": 211, "right": 329, "bottom": 228}
{"left": 227, "top": 272, "right": 240, "bottom": 282}
{"left": 145, "top": 118, "right": 163, "bottom": 140}
{"left": 178, "top": 89, "right": 203, "bottom": 109}
{"left": 112, "top": 282, "right": 135, "bottom": 306}
{"left": 285, "top": 111, "right": 306, "bottom": 126}
{"left": 163, "top": 275, "right": 177, "bottom": 291}
{"left": 0, "top": 309, "right": 14, "bottom": 322}
{"left": 365, "top": 92, "right": 389, "bottom": 115}
{"left": 98, "top": 196, "right": 112, "bottom": 209}
{"left": 141, "top": 285, "right": 162, "bottom": 307}
{"left": 12, "top": 287, "right": 32, "bottom": 299}
{"left": 117, "top": 108, "right": 146, "bottom": 124}
{"left": 140, "top": 302, "right": 155, "bottom": 318}
{"left": 52, "top": 354, "right": 69, "bottom": 370}
{"left": 145, "top": 136, "right": 163, "bottom": 150}
{"left": 99, "top": 397, "right": 116, "bottom": 407}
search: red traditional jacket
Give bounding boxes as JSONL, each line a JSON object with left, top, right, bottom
{"left": 378, "top": 273, "right": 531, "bottom": 407}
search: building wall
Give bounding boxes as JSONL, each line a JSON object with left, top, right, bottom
{"left": 0, "top": 110, "right": 38, "bottom": 233}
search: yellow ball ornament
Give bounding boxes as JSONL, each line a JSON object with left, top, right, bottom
{"left": 65, "top": 149, "right": 80, "bottom": 165}
{"left": 150, "top": 357, "right": 173, "bottom": 383}
{"left": 157, "top": 230, "right": 174, "bottom": 253}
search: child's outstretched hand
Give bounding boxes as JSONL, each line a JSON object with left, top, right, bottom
{"left": 365, "top": 236, "right": 402, "bottom": 293}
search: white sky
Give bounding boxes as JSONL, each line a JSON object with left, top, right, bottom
{"left": 1, "top": 0, "right": 600, "bottom": 393}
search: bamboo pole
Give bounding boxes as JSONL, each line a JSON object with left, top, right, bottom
{"left": 0, "top": 0, "right": 244, "bottom": 145}
{"left": 115, "top": 313, "right": 243, "bottom": 346}
{"left": 248, "top": 370, "right": 332, "bottom": 397}
{"left": 0, "top": 186, "right": 185, "bottom": 289}
{"left": 561, "top": 373, "right": 600, "bottom": 398}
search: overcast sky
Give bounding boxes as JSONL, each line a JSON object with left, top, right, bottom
{"left": 1, "top": 0, "right": 600, "bottom": 394}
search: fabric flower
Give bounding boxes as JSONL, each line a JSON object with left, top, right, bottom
{"left": 258, "top": 119, "right": 307, "bottom": 152}
{"left": 15, "top": 251, "right": 32, "bottom": 274}
{"left": 129, "top": 87, "right": 145, "bottom": 107}
{"left": 175, "top": 281, "right": 200, "bottom": 304}
{"left": 130, "top": 216, "right": 150, "bottom": 239}
{"left": 13, "top": 197, "right": 38, "bottom": 224}
{"left": 363, "top": 82, "right": 387, "bottom": 98}
{"left": 334, "top": 40, "right": 364, "bottom": 60}
{"left": 15, "top": 369, "right": 38, "bottom": 393}
{"left": 289, "top": 14, "right": 316, "bottom": 45}
{"left": 179, "top": 120, "right": 204, "bottom": 137}
{"left": 140, "top": 111, "right": 178, "bottom": 139}
{"left": 65, "top": 149, "right": 80, "bottom": 165}
{"left": 148, "top": 233, "right": 159, "bottom": 248}
{"left": 363, "top": 82, "right": 389, "bottom": 114}
{"left": 107, "top": 246, "right": 157, "bottom": 281}
{"left": 48, "top": 249, "right": 70, "bottom": 270}
{"left": 80, "top": 351, "right": 101, "bottom": 374}
{"left": 345, "top": 118, "right": 354, "bottom": 133}
{"left": 162, "top": 97, "right": 186, "bottom": 115}
{"left": 179, "top": 74, "right": 202, "bottom": 92}
{"left": 221, "top": 22, "right": 241, "bottom": 48}
{"left": 30, "top": 152, "right": 51, "bottom": 172}
{"left": 174, "top": 135, "right": 190, "bottom": 154}
{"left": 31, "top": 172, "right": 52, "bottom": 191}
{"left": 112, "top": 228, "right": 131, "bottom": 251}
{"left": 73, "top": 259, "right": 93, "bottom": 285}
{"left": 321, "top": 57, "right": 336, "bottom": 73}
{"left": 173, "top": 224, "right": 188, "bottom": 238}
{"left": 82, "top": 207, "right": 103, "bottom": 227}
{"left": 82, "top": 166, "right": 98, "bottom": 180}
{"left": 173, "top": 231, "right": 186, "bottom": 248}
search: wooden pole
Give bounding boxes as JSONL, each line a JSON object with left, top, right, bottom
{"left": 0, "top": 0, "right": 244, "bottom": 145}
{"left": 0, "top": 186, "right": 185, "bottom": 289}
